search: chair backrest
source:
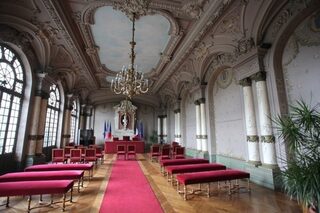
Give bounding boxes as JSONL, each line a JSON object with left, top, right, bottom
{"left": 113, "top": 137, "right": 119, "bottom": 141}
{"left": 171, "top": 141, "right": 179, "bottom": 146}
{"left": 70, "top": 149, "right": 81, "bottom": 158}
{"left": 161, "top": 146, "right": 170, "bottom": 155}
{"left": 85, "top": 148, "right": 96, "bottom": 157}
{"left": 175, "top": 146, "right": 185, "bottom": 155}
{"left": 151, "top": 145, "right": 160, "bottom": 153}
{"left": 127, "top": 145, "right": 136, "bottom": 152}
{"left": 117, "top": 145, "right": 126, "bottom": 152}
{"left": 52, "top": 148, "right": 64, "bottom": 158}
{"left": 173, "top": 145, "right": 181, "bottom": 153}
{"left": 95, "top": 147, "right": 103, "bottom": 154}
{"left": 123, "top": 136, "right": 130, "bottom": 141}
{"left": 64, "top": 146, "right": 74, "bottom": 155}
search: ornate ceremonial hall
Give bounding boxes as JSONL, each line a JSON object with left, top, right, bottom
{"left": 0, "top": 0, "right": 319, "bottom": 212}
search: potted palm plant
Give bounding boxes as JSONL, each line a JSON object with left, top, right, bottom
{"left": 274, "top": 101, "right": 319, "bottom": 213}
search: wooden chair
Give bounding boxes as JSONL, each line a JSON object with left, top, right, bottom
{"left": 174, "top": 147, "right": 185, "bottom": 159}
{"left": 159, "top": 146, "right": 171, "bottom": 161}
{"left": 84, "top": 148, "right": 97, "bottom": 165}
{"left": 116, "top": 145, "right": 126, "bottom": 160}
{"left": 127, "top": 145, "right": 136, "bottom": 160}
{"left": 52, "top": 148, "right": 66, "bottom": 163}
{"left": 64, "top": 146, "right": 74, "bottom": 159}
{"left": 70, "top": 149, "right": 82, "bottom": 163}
{"left": 95, "top": 147, "right": 104, "bottom": 164}
{"left": 149, "top": 144, "right": 161, "bottom": 162}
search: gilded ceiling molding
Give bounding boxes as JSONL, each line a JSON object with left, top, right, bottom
{"left": 154, "top": 0, "right": 233, "bottom": 93}
{"left": 42, "top": 0, "right": 98, "bottom": 90}
{"left": 112, "top": 0, "right": 150, "bottom": 20}
{"left": 182, "top": 0, "right": 206, "bottom": 19}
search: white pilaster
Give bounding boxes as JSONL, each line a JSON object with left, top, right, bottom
{"left": 157, "top": 116, "right": 161, "bottom": 143}
{"left": 241, "top": 78, "right": 261, "bottom": 164}
{"left": 195, "top": 101, "right": 202, "bottom": 151}
{"left": 199, "top": 99, "right": 208, "bottom": 152}
{"left": 163, "top": 116, "right": 167, "bottom": 143}
{"left": 254, "top": 72, "right": 277, "bottom": 165}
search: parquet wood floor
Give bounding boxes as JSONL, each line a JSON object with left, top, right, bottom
{"left": 0, "top": 154, "right": 301, "bottom": 213}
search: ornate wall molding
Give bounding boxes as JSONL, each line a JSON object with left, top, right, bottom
{"left": 260, "top": 135, "right": 275, "bottom": 143}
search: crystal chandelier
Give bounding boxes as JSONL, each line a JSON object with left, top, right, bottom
{"left": 111, "top": 12, "right": 149, "bottom": 99}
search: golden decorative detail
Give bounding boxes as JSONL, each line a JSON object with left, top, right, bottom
{"left": 260, "top": 135, "right": 275, "bottom": 143}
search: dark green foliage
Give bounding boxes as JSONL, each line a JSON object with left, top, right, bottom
{"left": 274, "top": 101, "right": 320, "bottom": 212}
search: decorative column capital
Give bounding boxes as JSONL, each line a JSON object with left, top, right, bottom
{"left": 251, "top": 71, "right": 266, "bottom": 82}
{"left": 239, "top": 77, "right": 252, "bottom": 87}
{"left": 194, "top": 100, "right": 200, "bottom": 105}
{"left": 35, "top": 72, "right": 47, "bottom": 96}
{"left": 174, "top": 109, "right": 181, "bottom": 114}
{"left": 198, "top": 98, "right": 205, "bottom": 104}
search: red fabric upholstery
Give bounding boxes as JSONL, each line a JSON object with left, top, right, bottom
{"left": 158, "top": 146, "right": 171, "bottom": 161}
{"left": 64, "top": 146, "right": 74, "bottom": 159}
{"left": 149, "top": 145, "right": 160, "bottom": 161}
{"left": 160, "top": 158, "right": 209, "bottom": 167}
{"left": 0, "top": 180, "right": 74, "bottom": 197}
{"left": 117, "top": 145, "right": 126, "bottom": 160}
{"left": 166, "top": 163, "right": 226, "bottom": 175}
{"left": 176, "top": 169, "right": 250, "bottom": 185}
{"left": 25, "top": 163, "right": 93, "bottom": 172}
{"left": 0, "top": 170, "right": 84, "bottom": 182}
{"left": 70, "top": 149, "right": 82, "bottom": 163}
{"left": 84, "top": 148, "right": 97, "bottom": 164}
{"left": 126, "top": 144, "right": 136, "bottom": 160}
{"left": 173, "top": 147, "right": 185, "bottom": 159}
{"left": 95, "top": 147, "right": 104, "bottom": 164}
{"left": 52, "top": 149, "right": 66, "bottom": 163}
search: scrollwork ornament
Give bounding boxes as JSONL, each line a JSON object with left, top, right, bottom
{"left": 247, "top": 135, "right": 259, "bottom": 142}
{"left": 260, "top": 135, "right": 275, "bottom": 143}
{"left": 112, "top": 0, "right": 150, "bottom": 20}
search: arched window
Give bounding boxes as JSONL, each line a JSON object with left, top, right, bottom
{"left": 70, "top": 100, "right": 78, "bottom": 143}
{"left": 0, "top": 44, "right": 25, "bottom": 154}
{"left": 44, "top": 84, "right": 60, "bottom": 147}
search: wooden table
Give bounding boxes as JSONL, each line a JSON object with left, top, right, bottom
{"left": 104, "top": 141, "right": 145, "bottom": 154}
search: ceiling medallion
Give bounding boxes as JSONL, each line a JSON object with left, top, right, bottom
{"left": 112, "top": 0, "right": 150, "bottom": 20}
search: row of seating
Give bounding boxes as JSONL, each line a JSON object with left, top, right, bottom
{"left": 0, "top": 163, "right": 94, "bottom": 212}
{"left": 52, "top": 146, "right": 104, "bottom": 165}
{"left": 155, "top": 157, "right": 250, "bottom": 200}
{"left": 149, "top": 144, "right": 185, "bottom": 162}
{"left": 116, "top": 144, "right": 136, "bottom": 160}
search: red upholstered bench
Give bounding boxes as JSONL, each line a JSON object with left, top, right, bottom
{"left": 0, "top": 180, "right": 74, "bottom": 212}
{"left": 165, "top": 163, "right": 226, "bottom": 184}
{"left": 160, "top": 158, "right": 209, "bottom": 174}
{"left": 176, "top": 169, "right": 250, "bottom": 200}
{"left": 0, "top": 170, "right": 84, "bottom": 192}
{"left": 25, "top": 163, "right": 94, "bottom": 179}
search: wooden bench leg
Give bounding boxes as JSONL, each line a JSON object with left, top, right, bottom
{"left": 6, "top": 196, "right": 9, "bottom": 207}
{"left": 63, "top": 193, "right": 66, "bottom": 212}
{"left": 247, "top": 178, "right": 251, "bottom": 192}
{"left": 78, "top": 179, "right": 81, "bottom": 193}
{"left": 207, "top": 183, "right": 210, "bottom": 198}
{"left": 70, "top": 187, "right": 73, "bottom": 203}
{"left": 184, "top": 185, "right": 187, "bottom": 200}
{"left": 27, "top": 195, "right": 32, "bottom": 213}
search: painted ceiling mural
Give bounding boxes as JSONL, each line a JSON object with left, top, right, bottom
{"left": 92, "top": 6, "right": 170, "bottom": 74}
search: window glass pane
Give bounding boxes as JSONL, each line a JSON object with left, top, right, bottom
{"left": 0, "top": 45, "right": 25, "bottom": 155}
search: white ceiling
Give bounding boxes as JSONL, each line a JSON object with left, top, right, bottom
{"left": 91, "top": 6, "right": 171, "bottom": 73}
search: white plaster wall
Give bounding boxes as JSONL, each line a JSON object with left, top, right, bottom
{"left": 213, "top": 80, "right": 247, "bottom": 160}
{"left": 283, "top": 38, "right": 320, "bottom": 107}
{"left": 184, "top": 95, "right": 197, "bottom": 149}
{"left": 135, "top": 103, "right": 156, "bottom": 143}
{"left": 94, "top": 103, "right": 115, "bottom": 146}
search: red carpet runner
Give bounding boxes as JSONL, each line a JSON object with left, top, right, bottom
{"left": 99, "top": 160, "right": 164, "bottom": 213}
